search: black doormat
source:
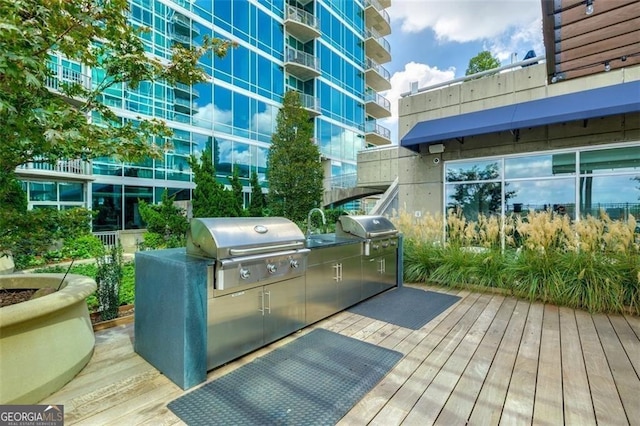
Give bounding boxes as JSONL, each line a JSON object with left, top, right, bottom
{"left": 167, "top": 329, "right": 402, "bottom": 425}
{"left": 348, "top": 287, "right": 461, "bottom": 330}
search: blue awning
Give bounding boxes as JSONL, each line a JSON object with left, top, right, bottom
{"left": 401, "top": 81, "right": 640, "bottom": 148}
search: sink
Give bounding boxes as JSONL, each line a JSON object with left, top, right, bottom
{"left": 306, "top": 234, "right": 336, "bottom": 247}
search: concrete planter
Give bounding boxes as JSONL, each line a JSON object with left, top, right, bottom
{"left": 0, "top": 273, "right": 97, "bottom": 404}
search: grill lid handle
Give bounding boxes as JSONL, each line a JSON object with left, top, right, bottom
{"left": 367, "top": 230, "right": 398, "bottom": 238}
{"left": 229, "top": 241, "right": 304, "bottom": 256}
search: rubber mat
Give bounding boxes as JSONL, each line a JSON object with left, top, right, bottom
{"left": 349, "top": 287, "right": 461, "bottom": 330}
{"left": 168, "top": 329, "right": 403, "bottom": 425}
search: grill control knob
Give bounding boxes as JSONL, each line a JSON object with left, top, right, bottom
{"left": 267, "top": 264, "right": 278, "bottom": 274}
{"left": 240, "top": 268, "right": 251, "bottom": 280}
{"left": 372, "top": 244, "right": 380, "bottom": 251}
{"left": 290, "top": 259, "right": 299, "bottom": 269}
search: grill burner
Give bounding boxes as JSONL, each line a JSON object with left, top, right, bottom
{"left": 186, "top": 217, "right": 309, "bottom": 291}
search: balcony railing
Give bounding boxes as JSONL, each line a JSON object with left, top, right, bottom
{"left": 366, "top": 58, "right": 391, "bottom": 81}
{"left": 365, "top": 58, "right": 391, "bottom": 91}
{"left": 365, "top": 0, "right": 391, "bottom": 34}
{"left": 365, "top": 92, "right": 391, "bottom": 111}
{"left": 365, "top": 121, "right": 391, "bottom": 140}
{"left": 299, "top": 92, "right": 321, "bottom": 116}
{"left": 173, "top": 13, "right": 200, "bottom": 36}
{"left": 284, "top": 47, "right": 320, "bottom": 80}
{"left": 17, "top": 158, "right": 92, "bottom": 176}
{"left": 365, "top": 28, "right": 391, "bottom": 64}
{"left": 45, "top": 62, "right": 91, "bottom": 94}
{"left": 174, "top": 82, "right": 199, "bottom": 98}
{"left": 285, "top": 6, "right": 320, "bottom": 43}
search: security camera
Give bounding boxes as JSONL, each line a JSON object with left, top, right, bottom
{"left": 433, "top": 157, "right": 440, "bottom": 164}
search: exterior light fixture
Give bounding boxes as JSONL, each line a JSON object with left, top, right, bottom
{"left": 604, "top": 61, "right": 611, "bottom": 72}
{"left": 585, "top": 0, "right": 594, "bottom": 15}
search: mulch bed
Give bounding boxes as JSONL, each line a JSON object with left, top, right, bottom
{"left": 0, "top": 289, "right": 37, "bottom": 308}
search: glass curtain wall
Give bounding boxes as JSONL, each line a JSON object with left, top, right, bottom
{"left": 445, "top": 144, "right": 640, "bottom": 224}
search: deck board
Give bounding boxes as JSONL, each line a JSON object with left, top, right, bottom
{"left": 468, "top": 299, "right": 530, "bottom": 425}
{"left": 532, "top": 304, "right": 564, "bottom": 425}
{"left": 39, "top": 285, "right": 637, "bottom": 426}
{"left": 499, "top": 300, "right": 543, "bottom": 425}
{"left": 559, "top": 307, "right": 597, "bottom": 426}
{"left": 576, "top": 310, "right": 628, "bottom": 426}
{"left": 434, "top": 297, "right": 517, "bottom": 425}
{"left": 591, "top": 314, "right": 640, "bottom": 424}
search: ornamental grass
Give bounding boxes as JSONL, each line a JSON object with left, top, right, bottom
{"left": 393, "top": 208, "right": 640, "bottom": 314}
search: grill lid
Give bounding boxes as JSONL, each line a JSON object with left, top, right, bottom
{"left": 186, "top": 217, "right": 306, "bottom": 259}
{"left": 336, "top": 215, "right": 397, "bottom": 239}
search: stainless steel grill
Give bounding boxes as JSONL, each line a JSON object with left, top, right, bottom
{"left": 336, "top": 215, "right": 399, "bottom": 300}
{"left": 186, "top": 217, "right": 309, "bottom": 291}
{"left": 336, "top": 215, "right": 398, "bottom": 256}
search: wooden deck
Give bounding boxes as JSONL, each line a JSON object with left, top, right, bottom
{"left": 42, "top": 285, "right": 640, "bottom": 425}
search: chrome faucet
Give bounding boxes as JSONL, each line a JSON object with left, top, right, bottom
{"left": 306, "top": 208, "right": 326, "bottom": 237}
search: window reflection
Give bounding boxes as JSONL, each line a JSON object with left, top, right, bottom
{"left": 505, "top": 153, "right": 575, "bottom": 179}
{"left": 580, "top": 175, "right": 640, "bottom": 220}
{"left": 446, "top": 182, "right": 502, "bottom": 220}
{"left": 446, "top": 160, "right": 500, "bottom": 182}
{"left": 506, "top": 179, "right": 575, "bottom": 219}
{"left": 580, "top": 146, "right": 640, "bottom": 174}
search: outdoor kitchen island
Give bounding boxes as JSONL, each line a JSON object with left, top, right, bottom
{"left": 134, "top": 216, "right": 402, "bottom": 390}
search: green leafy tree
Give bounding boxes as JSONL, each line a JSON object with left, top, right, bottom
{"left": 229, "top": 164, "right": 246, "bottom": 216}
{"left": 137, "top": 189, "right": 189, "bottom": 249}
{"left": 267, "top": 91, "right": 323, "bottom": 222}
{"left": 249, "top": 171, "right": 266, "bottom": 217}
{"left": 465, "top": 50, "right": 501, "bottom": 76}
{"left": 189, "top": 145, "right": 237, "bottom": 217}
{"left": 0, "top": 0, "right": 233, "bottom": 257}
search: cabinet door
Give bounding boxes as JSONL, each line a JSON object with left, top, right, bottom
{"left": 263, "top": 276, "right": 306, "bottom": 344}
{"left": 337, "top": 256, "right": 362, "bottom": 310}
{"left": 305, "top": 263, "right": 338, "bottom": 324}
{"left": 207, "top": 286, "right": 264, "bottom": 369}
{"left": 380, "top": 250, "right": 397, "bottom": 290}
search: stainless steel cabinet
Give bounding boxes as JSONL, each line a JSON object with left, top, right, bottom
{"left": 305, "top": 243, "right": 361, "bottom": 324}
{"left": 362, "top": 249, "right": 397, "bottom": 300}
{"left": 207, "top": 275, "right": 306, "bottom": 369}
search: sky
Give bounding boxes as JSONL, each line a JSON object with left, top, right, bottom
{"left": 379, "top": 0, "right": 545, "bottom": 144}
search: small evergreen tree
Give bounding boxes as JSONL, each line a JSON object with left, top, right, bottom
{"left": 229, "top": 164, "right": 245, "bottom": 216}
{"left": 189, "top": 144, "right": 237, "bottom": 217}
{"left": 267, "top": 91, "right": 323, "bottom": 223}
{"left": 249, "top": 171, "right": 266, "bottom": 217}
{"left": 137, "top": 189, "right": 189, "bottom": 248}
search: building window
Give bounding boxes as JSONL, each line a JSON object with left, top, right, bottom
{"left": 444, "top": 143, "right": 640, "bottom": 222}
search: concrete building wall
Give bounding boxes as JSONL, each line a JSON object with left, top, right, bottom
{"left": 360, "top": 63, "right": 640, "bottom": 216}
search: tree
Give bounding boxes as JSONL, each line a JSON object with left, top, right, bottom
{"left": 248, "top": 171, "right": 266, "bottom": 217}
{"left": 267, "top": 91, "right": 323, "bottom": 223}
{"left": 0, "top": 0, "right": 233, "bottom": 259}
{"left": 465, "top": 50, "right": 501, "bottom": 76}
{"left": 0, "top": 0, "right": 234, "bottom": 177}
{"left": 137, "top": 189, "right": 189, "bottom": 249}
{"left": 189, "top": 145, "right": 237, "bottom": 218}
{"left": 229, "top": 164, "right": 245, "bottom": 216}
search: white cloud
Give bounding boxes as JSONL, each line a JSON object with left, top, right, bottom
{"left": 193, "top": 102, "right": 233, "bottom": 126}
{"left": 379, "top": 62, "right": 456, "bottom": 143}
{"left": 390, "top": 0, "right": 540, "bottom": 43}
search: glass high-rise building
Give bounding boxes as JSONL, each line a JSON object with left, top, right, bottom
{"left": 17, "top": 0, "right": 392, "bottom": 232}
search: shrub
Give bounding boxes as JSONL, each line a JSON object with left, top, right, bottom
{"left": 392, "top": 208, "right": 640, "bottom": 314}
{"left": 96, "top": 244, "right": 123, "bottom": 321}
